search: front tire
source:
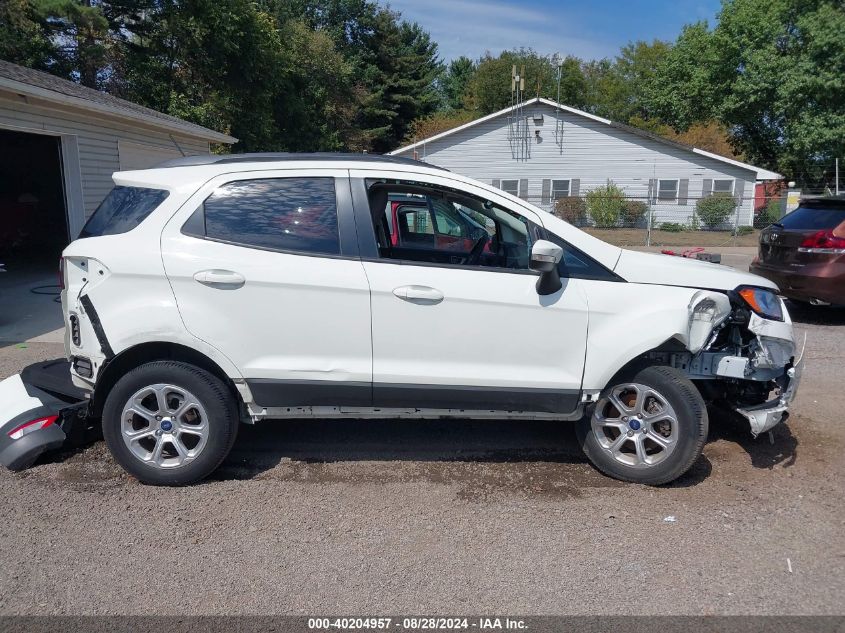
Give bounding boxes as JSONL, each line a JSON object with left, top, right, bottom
{"left": 576, "top": 365, "right": 708, "bottom": 485}
{"left": 102, "top": 361, "right": 239, "bottom": 485}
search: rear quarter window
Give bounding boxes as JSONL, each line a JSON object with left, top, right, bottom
{"left": 778, "top": 205, "right": 845, "bottom": 230}
{"left": 79, "top": 186, "right": 169, "bottom": 238}
{"left": 182, "top": 177, "right": 340, "bottom": 255}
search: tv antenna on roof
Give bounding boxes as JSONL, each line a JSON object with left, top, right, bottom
{"left": 552, "top": 53, "right": 564, "bottom": 153}
{"left": 508, "top": 64, "right": 529, "bottom": 161}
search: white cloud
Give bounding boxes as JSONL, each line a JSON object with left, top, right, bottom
{"left": 384, "top": 0, "right": 616, "bottom": 61}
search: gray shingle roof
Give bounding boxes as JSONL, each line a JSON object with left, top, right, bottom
{"left": 0, "top": 60, "right": 236, "bottom": 143}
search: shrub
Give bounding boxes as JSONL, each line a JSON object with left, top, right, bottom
{"left": 554, "top": 196, "right": 587, "bottom": 225}
{"left": 734, "top": 225, "right": 754, "bottom": 236}
{"left": 696, "top": 192, "right": 737, "bottom": 228}
{"left": 621, "top": 200, "right": 648, "bottom": 227}
{"left": 754, "top": 198, "right": 782, "bottom": 228}
{"left": 586, "top": 181, "right": 626, "bottom": 228}
{"left": 659, "top": 222, "right": 686, "bottom": 232}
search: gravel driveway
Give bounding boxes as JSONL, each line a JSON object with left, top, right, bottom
{"left": 0, "top": 270, "right": 842, "bottom": 615}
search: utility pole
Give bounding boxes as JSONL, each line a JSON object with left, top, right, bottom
{"left": 836, "top": 158, "right": 840, "bottom": 195}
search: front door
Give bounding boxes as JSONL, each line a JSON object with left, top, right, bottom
{"left": 351, "top": 170, "right": 589, "bottom": 414}
{"left": 160, "top": 170, "right": 372, "bottom": 408}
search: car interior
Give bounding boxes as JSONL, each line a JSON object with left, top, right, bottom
{"left": 366, "top": 180, "right": 539, "bottom": 270}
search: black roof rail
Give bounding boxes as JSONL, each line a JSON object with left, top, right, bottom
{"left": 154, "top": 152, "right": 448, "bottom": 171}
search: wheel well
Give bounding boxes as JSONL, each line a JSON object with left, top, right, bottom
{"left": 91, "top": 342, "right": 237, "bottom": 417}
{"left": 602, "top": 336, "right": 689, "bottom": 390}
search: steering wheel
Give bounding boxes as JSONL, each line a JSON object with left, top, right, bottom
{"left": 466, "top": 234, "right": 489, "bottom": 266}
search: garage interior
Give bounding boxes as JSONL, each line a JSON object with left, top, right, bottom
{"left": 0, "top": 128, "right": 68, "bottom": 345}
{"left": 0, "top": 128, "right": 69, "bottom": 267}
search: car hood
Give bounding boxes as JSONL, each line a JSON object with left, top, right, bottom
{"left": 613, "top": 249, "right": 778, "bottom": 292}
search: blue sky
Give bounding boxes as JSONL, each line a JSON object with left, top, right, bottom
{"left": 382, "top": 0, "right": 722, "bottom": 62}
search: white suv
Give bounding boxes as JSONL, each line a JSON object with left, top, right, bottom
{"left": 59, "top": 153, "right": 801, "bottom": 485}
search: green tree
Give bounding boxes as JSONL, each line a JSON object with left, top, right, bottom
{"left": 440, "top": 55, "right": 475, "bottom": 110}
{"left": 464, "top": 49, "right": 587, "bottom": 114}
{"left": 357, "top": 9, "right": 441, "bottom": 152}
{"left": 0, "top": 0, "right": 55, "bottom": 69}
{"left": 647, "top": 0, "right": 845, "bottom": 184}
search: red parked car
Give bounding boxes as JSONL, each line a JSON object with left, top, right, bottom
{"left": 750, "top": 196, "right": 845, "bottom": 305}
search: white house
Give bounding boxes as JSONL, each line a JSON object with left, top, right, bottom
{"left": 390, "top": 97, "right": 780, "bottom": 228}
{"left": 0, "top": 60, "right": 236, "bottom": 262}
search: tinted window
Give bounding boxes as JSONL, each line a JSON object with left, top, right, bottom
{"left": 777, "top": 205, "right": 845, "bottom": 230}
{"left": 79, "top": 186, "right": 169, "bottom": 238}
{"left": 186, "top": 178, "right": 339, "bottom": 255}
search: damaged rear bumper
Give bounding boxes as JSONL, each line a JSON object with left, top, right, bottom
{"left": 0, "top": 360, "right": 90, "bottom": 471}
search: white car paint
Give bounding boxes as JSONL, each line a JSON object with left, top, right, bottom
{"left": 59, "top": 155, "right": 796, "bottom": 428}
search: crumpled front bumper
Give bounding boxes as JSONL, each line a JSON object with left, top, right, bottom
{"left": 736, "top": 338, "right": 805, "bottom": 437}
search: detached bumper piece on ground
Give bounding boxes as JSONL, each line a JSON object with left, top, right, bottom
{"left": 0, "top": 359, "right": 92, "bottom": 471}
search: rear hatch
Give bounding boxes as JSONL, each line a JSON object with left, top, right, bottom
{"left": 759, "top": 200, "right": 845, "bottom": 265}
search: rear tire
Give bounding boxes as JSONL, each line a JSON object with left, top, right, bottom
{"left": 102, "top": 361, "right": 239, "bottom": 485}
{"left": 576, "top": 365, "right": 708, "bottom": 485}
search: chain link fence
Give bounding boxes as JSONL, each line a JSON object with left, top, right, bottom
{"left": 522, "top": 192, "right": 790, "bottom": 247}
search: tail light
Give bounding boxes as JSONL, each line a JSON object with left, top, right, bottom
{"left": 8, "top": 415, "right": 58, "bottom": 440}
{"left": 799, "top": 230, "right": 845, "bottom": 253}
{"left": 58, "top": 257, "right": 65, "bottom": 290}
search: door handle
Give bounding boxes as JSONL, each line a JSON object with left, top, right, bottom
{"left": 193, "top": 269, "right": 245, "bottom": 289}
{"left": 393, "top": 285, "right": 444, "bottom": 305}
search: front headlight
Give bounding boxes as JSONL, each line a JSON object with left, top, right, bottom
{"left": 737, "top": 286, "right": 784, "bottom": 321}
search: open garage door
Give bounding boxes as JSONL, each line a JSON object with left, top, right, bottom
{"left": 0, "top": 129, "right": 68, "bottom": 264}
{"left": 118, "top": 141, "right": 183, "bottom": 171}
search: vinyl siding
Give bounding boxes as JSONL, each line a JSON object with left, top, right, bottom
{"left": 395, "top": 102, "right": 757, "bottom": 226}
{"left": 0, "top": 91, "right": 210, "bottom": 218}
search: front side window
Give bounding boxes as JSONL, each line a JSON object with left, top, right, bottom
{"left": 184, "top": 177, "right": 339, "bottom": 255}
{"left": 552, "top": 179, "right": 570, "bottom": 200}
{"left": 712, "top": 179, "right": 734, "bottom": 194}
{"left": 370, "top": 181, "right": 539, "bottom": 270}
{"left": 500, "top": 179, "right": 519, "bottom": 196}
{"left": 658, "top": 179, "right": 679, "bottom": 202}
{"left": 79, "top": 186, "right": 169, "bottom": 238}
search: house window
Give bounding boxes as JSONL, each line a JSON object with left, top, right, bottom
{"left": 657, "top": 179, "right": 679, "bottom": 202}
{"left": 552, "top": 179, "right": 570, "bottom": 200}
{"left": 713, "top": 179, "right": 734, "bottom": 194}
{"left": 500, "top": 179, "right": 519, "bottom": 196}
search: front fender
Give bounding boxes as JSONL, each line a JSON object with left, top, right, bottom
{"left": 582, "top": 283, "right": 727, "bottom": 391}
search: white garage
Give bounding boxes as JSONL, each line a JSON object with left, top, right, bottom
{"left": 0, "top": 60, "right": 236, "bottom": 265}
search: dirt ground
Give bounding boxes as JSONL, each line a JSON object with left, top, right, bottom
{"left": 585, "top": 228, "right": 761, "bottom": 248}
{"left": 0, "top": 258, "right": 842, "bottom": 616}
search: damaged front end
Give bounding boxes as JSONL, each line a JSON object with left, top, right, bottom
{"left": 651, "top": 287, "right": 803, "bottom": 437}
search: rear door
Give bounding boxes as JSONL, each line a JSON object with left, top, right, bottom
{"left": 160, "top": 170, "right": 372, "bottom": 408}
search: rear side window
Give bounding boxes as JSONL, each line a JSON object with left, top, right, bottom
{"left": 778, "top": 205, "right": 845, "bottom": 230}
{"left": 79, "top": 186, "right": 169, "bottom": 237}
{"left": 183, "top": 177, "right": 340, "bottom": 255}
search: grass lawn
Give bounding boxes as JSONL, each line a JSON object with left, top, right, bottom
{"left": 583, "top": 228, "right": 761, "bottom": 248}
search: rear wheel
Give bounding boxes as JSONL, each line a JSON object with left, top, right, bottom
{"left": 102, "top": 361, "right": 239, "bottom": 485}
{"left": 576, "top": 365, "right": 707, "bottom": 485}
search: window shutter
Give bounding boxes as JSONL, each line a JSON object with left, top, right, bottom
{"left": 678, "top": 179, "right": 689, "bottom": 206}
{"left": 702, "top": 178, "right": 712, "bottom": 197}
{"left": 570, "top": 179, "right": 580, "bottom": 197}
{"left": 648, "top": 178, "right": 657, "bottom": 202}
{"left": 519, "top": 179, "right": 528, "bottom": 200}
{"left": 541, "top": 179, "right": 551, "bottom": 204}
{"left": 492, "top": 179, "right": 500, "bottom": 189}
{"left": 734, "top": 179, "right": 745, "bottom": 202}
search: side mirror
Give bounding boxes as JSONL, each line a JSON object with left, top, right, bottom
{"left": 530, "top": 239, "right": 564, "bottom": 295}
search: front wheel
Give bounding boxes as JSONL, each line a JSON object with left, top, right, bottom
{"left": 576, "top": 365, "right": 708, "bottom": 485}
{"left": 102, "top": 361, "right": 239, "bottom": 485}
